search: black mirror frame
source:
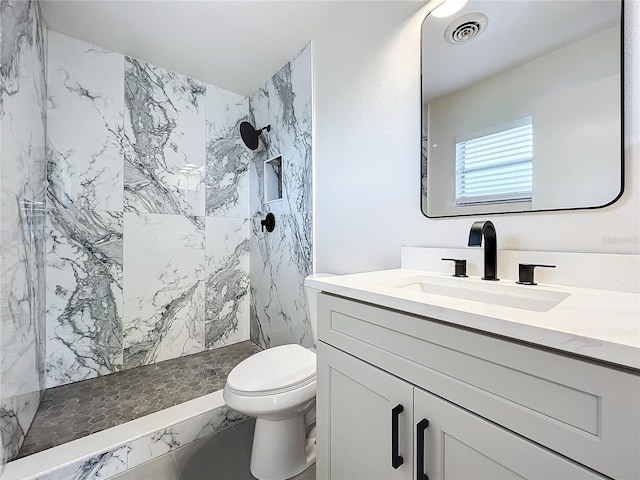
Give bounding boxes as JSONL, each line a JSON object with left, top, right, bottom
{"left": 420, "top": 0, "right": 626, "bottom": 219}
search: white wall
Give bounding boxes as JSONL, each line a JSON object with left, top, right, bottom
{"left": 313, "top": 0, "right": 639, "bottom": 275}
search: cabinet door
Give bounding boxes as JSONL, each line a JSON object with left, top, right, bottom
{"left": 317, "top": 342, "right": 413, "bottom": 480}
{"left": 414, "top": 388, "right": 606, "bottom": 480}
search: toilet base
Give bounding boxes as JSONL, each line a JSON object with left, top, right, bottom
{"left": 250, "top": 414, "right": 316, "bottom": 480}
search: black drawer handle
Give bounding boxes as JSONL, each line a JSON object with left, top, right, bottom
{"left": 391, "top": 404, "right": 404, "bottom": 469}
{"left": 417, "top": 418, "right": 430, "bottom": 480}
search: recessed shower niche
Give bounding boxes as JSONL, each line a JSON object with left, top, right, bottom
{"left": 264, "top": 155, "right": 283, "bottom": 204}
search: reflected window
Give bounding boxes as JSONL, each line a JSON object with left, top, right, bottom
{"left": 455, "top": 116, "right": 533, "bottom": 206}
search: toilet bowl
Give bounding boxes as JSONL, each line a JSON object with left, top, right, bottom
{"left": 224, "top": 344, "right": 317, "bottom": 479}
{"left": 223, "top": 274, "right": 331, "bottom": 480}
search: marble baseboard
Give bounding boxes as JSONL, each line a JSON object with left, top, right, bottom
{"left": 35, "top": 448, "right": 128, "bottom": 480}
{"left": 2, "top": 391, "right": 243, "bottom": 480}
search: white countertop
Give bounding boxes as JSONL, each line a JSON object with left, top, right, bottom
{"left": 306, "top": 269, "right": 640, "bottom": 371}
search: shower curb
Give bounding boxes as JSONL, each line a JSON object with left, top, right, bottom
{"left": 1, "top": 390, "right": 244, "bottom": 480}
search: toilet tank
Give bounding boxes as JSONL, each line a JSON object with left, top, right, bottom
{"left": 305, "top": 273, "right": 335, "bottom": 344}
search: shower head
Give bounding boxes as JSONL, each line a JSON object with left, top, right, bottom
{"left": 239, "top": 121, "right": 271, "bottom": 151}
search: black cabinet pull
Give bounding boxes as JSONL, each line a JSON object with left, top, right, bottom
{"left": 391, "top": 404, "right": 404, "bottom": 469}
{"left": 416, "top": 418, "right": 430, "bottom": 480}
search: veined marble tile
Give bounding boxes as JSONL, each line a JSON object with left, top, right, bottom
{"left": 0, "top": 198, "right": 46, "bottom": 396}
{"left": 127, "top": 405, "right": 245, "bottom": 468}
{"left": 205, "top": 85, "right": 250, "bottom": 218}
{"left": 122, "top": 213, "right": 205, "bottom": 369}
{"left": 248, "top": 44, "right": 313, "bottom": 351}
{"left": 123, "top": 58, "right": 206, "bottom": 217}
{"left": 421, "top": 104, "right": 428, "bottom": 213}
{"left": 205, "top": 217, "right": 250, "bottom": 349}
{"left": 250, "top": 211, "right": 313, "bottom": 349}
{"left": 46, "top": 31, "right": 124, "bottom": 212}
{"left": 35, "top": 446, "right": 128, "bottom": 480}
{"left": 45, "top": 209, "right": 123, "bottom": 388}
{"left": 248, "top": 43, "right": 312, "bottom": 217}
{"left": 0, "top": 0, "right": 47, "bottom": 205}
{"left": 1, "top": 0, "right": 47, "bottom": 467}
{"left": 0, "top": 390, "right": 42, "bottom": 469}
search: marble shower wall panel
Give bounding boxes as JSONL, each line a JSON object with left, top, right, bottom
{"left": 250, "top": 212, "right": 313, "bottom": 349}
{"left": 46, "top": 31, "right": 124, "bottom": 212}
{"left": 45, "top": 209, "right": 123, "bottom": 388}
{"left": 249, "top": 45, "right": 312, "bottom": 217}
{"left": 122, "top": 213, "right": 205, "bottom": 369}
{"left": 0, "top": 200, "right": 46, "bottom": 464}
{"left": 249, "top": 44, "right": 313, "bottom": 349}
{"left": 205, "top": 85, "right": 249, "bottom": 218}
{"left": 0, "top": 1, "right": 47, "bottom": 205}
{"left": 0, "top": 0, "right": 47, "bottom": 467}
{"left": 124, "top": 58, "right": 206, "bottom": 217}
{"left": 43, "top": 31, "right": 253, "bottom": 388}
{"left": 205, "top": 217, "right": 250, "bottom": 349}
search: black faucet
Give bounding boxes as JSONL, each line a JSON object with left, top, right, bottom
{"left": 468, "top": 221, "right": 499, "bottom": 281}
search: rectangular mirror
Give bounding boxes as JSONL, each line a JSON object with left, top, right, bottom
{"left": 421, "top": 0, "right": 623, "bottom": 218}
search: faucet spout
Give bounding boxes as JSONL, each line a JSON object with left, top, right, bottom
{"left": 468, "top": 221, "right": 499, "bottom": 281}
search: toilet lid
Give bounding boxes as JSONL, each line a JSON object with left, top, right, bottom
{"left": 227, "top": 344, "right": 316, "bottom": 396}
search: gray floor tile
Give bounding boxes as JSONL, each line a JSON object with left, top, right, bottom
{"left": 111, "top": 452, "right": 182, "bottom": 480}
{"left": 292, "top": 465, "right": 316, "bottom": 480}
{"left": 174, "top": 426, "right": 253, "bottom": 480}
{"left": 232, "top": 418, "right": 256, "bottom": 453}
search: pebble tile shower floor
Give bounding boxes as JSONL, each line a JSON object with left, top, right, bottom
{"left": 17, "top": 341, "right": 262, "bottom": 458}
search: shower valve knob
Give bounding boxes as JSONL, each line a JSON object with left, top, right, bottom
{"left": 261, "top": 213, "right": 275, "bottom": 233}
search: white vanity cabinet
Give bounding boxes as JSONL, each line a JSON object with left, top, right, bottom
{"left": 316, "top": 342, "right": 413, "bottom": 480}
{"left": 315, "top": 293, "right": 640, "bottom": 480}
{"left": 318, "top": 344, "right": 607, "bottom": 480}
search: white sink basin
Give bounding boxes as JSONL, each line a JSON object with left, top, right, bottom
{"left": 384, "top": 275, "right": 570, "bottom": 312}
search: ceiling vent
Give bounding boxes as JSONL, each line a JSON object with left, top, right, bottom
{"left": 445, "top": 13, "right": 489, "bottom": 45}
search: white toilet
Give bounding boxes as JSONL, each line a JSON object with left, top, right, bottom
{"left": 223, "top": 275, "right": 329, "bottom": 480}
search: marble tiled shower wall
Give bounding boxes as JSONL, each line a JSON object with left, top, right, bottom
{"left": 0, "top": 18, "right": 312, "bottom": 466}
{"left": 45, "top": 31, "right": 251, "bottom": 388}
{"left": 249, "top": 45, "right": 314, "bottom": 349}
{"left": 0, "top": 0, "right": 48, "bottom": 468}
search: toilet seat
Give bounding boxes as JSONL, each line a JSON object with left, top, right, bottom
{"left": 226, "top": 344, "right": 316, "bottom": 397}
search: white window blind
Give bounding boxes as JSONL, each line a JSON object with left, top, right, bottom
{"left": 455, "top": 116, "right": 533, "bottom": 206}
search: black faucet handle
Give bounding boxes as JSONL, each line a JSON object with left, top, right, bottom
{"left": 442, "top": 258, "right": 468, "bottom": 278}
{"left": 517, "top": 264, "right": 556, "bottom": 286}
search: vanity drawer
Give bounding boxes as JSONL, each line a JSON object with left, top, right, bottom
{"left": 318, "top": 293, "right": 640, "bottom": 480}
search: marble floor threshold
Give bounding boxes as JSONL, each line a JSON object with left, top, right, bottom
{"left": 18, "top": 341, "right": 262, "bottom": 458}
